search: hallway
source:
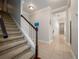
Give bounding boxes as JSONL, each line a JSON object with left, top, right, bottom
{"left": 38, "top": 35, "right": 76, "bottom": 59}
{"left": 0, "top": 0, "right": 77, "bottom": 59}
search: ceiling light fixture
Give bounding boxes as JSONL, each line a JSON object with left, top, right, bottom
{"left": 29, "top": 6, "right": 34, "bottom": 10}
{"left": 28, "top": 4, "right": 34, "bottom": 10}
{"left": 27, "top": 0, "right": 35, "bottom": 10}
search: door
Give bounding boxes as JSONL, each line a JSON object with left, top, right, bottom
{"left": 59, "top": 23, "right": 64, "bottom": 34}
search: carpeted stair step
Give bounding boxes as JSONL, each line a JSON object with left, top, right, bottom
{"left": 0, "top": 31, "right": 21, "bottom": 35}
{"left": 3, "top": 18, "right": 14, "bottom": 22}
{"left": 0, "top": 37, "right": 25, "bottom": 46}
{"left": 0, "top": 35, "right": 24, "bottom": 42}
{"left": 5, "top": 24, "right": 17, "bottom": 28}
{"left": 7, "top": 31, "right": 21, "bottom": 35}
{"left": 0, "top": 39, "right": 27, "bottom": 54}
{"left": 0, "top": 31, "right": 22, "bottom": 38}
{"left": 0, "top": 34, "right": 23, "bottom": 40}
{"left": 0, "top": 31, "right": 20, "bottom": 37}
{"left": 8, "top": 33, "right": 22, "bottom": 37}
{"left": 13, "top": 50, "right": 33, "bottom": 59}
{"left": 0, "top": 42, "right": 30, "bottom": 59}
{"left": 3, "top": 20, "right": 14, "bottom": 23}
{"left": 4, "top": 21, "right": 16, "bottom": 25}
{"left": 5, "top": 28, "right": 19, "bottom": 31}
{"left": 0, "top": 25, "right": 19, "bottom": 30}
{"left": 3, "top": 16, "right": 12, "bottom": 20}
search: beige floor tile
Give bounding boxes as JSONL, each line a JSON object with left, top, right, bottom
{"left": 38, "top": 35, "right": 76, "bottom": 59}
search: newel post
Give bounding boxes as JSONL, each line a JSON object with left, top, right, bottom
{"left": 34, "top": 21, "right": 40, "bottom": 59}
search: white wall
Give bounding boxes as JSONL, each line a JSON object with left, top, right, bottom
{"left": 69, "top": 0, "right": 78, "bottom": 58}
{"left": 51, "top": 14, "right": 59, "bottom": 37}
{"left": 71, "top": 14, "right": 78, "bottom": 59}
{"left": 31, "top": 7, "right": 51, "bottom": 43}
{"left": 7, "top": 0, "right": 21, "bottom": 24}
{"left": 65, "top": 10, "right": 71, "bottom": 43}
{"left": 66, "top": 0, "right": 78, "bottom": 58}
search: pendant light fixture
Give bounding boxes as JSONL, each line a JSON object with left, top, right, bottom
{"left": 27, "top": 0, "right": 35, "bottom": 10}
{"left": 28, "top": 4, "right": 34, "bottom": 10}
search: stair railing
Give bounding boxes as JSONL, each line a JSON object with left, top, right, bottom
{"left": 21, "top": 15, "right": 39, "bottom": 59}
{"left": 0, "top": 15, "right": 8, "bottom": 38}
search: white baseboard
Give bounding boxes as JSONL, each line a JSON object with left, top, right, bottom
{"left": 39, "top": 39, "right": 53, "bottom": 44}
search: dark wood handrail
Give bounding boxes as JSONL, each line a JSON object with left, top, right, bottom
{"left": 0, "top": 15, "right": 8, "bottom": 38}
{"left": 21, "top": 15, "right": 40, "bottom": 59}
{"left": 21, "top": 15, "right": 36, "bottom": 30}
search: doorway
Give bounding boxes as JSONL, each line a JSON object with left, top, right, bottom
{"left": 59, "top": 23, "right": 64, "bottom": 34}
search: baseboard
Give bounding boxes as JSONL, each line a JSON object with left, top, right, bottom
{"left": 49, "top": 39, "right": 54, "bottom": 44}
{"left": 39, "top": 39, "right": 53, "bottom": 44}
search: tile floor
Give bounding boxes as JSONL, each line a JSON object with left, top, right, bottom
{"left": 38, "top": 35, "right": 76, "bottom": 59}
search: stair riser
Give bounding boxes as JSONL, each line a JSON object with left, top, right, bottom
{"left": 0, "top": 39, "right": 25, "bottom": 46}
{"left": 0, "top": 30, "right": 19, "bottom": 32}
{"left": 0, "top": 33, "right": 22, "bottom": 38}
{"left": 0, "top": 42, "right": 30, "bottom": 59}
{"left": 0, "top": 30, "right": 21, "bottom": 33}
{"left": 3, "top": 19, "right": 14, "bottom": 22}
{"left": 0, "top": 36, "right": 24, "bottom": 42}
{"left": 13, "top": 51, "right": 33, "bottom": 59}
{"left": 7, "top": 32, "right": 21, "bottom": 35}
{"left": 8, "top": 34, "right": 22, "bottom": 38}
{"left": 7, "top": 28, "right": 19, "bottom": 30}
{"left": 6, "top": 28, "right": 19, "bottom": 31}
{"left": 5, "top": 25, "right": 17, "bottom": 28}
{"left": 0, "top": 40, "right": 27, "bottom": 55}
{"left": 4, "top": 22, "right": 16, "bottom": 25}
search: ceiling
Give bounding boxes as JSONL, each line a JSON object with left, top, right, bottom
{"left": 49, "top": 0, "right": 68, "bottom": 9}
{"left": 22, "top": 0, "right": 69, "bottom": 13}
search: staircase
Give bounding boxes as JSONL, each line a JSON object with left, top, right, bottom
{"left": 0, "top": 13, "right": 33, "bottom": 59}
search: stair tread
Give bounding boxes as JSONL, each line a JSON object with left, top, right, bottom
{"left": 0, "top": 37, "right": 24, "bottom": 46}
{"left": 0, "top": 33, "right": 22, "bottom": 38}
{"left": 0, "top": 31, "right": 22, "bottom": 37}
{"left": 0, "top": 28, "right": 19, "bottom": 32}
{"left": 3, "top": 19, "right": 14, "bottom": 22}
{"left": 4, "top": 21, "right": 15, "bottom": 23}
{"left": 0, "top": 35, "right": 24, "bottom": 41}
{"left": 0, "top": 31, "right": 21, "bottom": 34}
{"left": 0, "top": 43, "right": 30, "bottom": 59}
{"left": 6, "top": 27, "right": 18, "bottom": 30}
{"left": 0, "top": 39, "right": 26, "bottom": 52}
{"left": 4, "top": 23, "right": 14, "bottom": 25}
{"left": 4, "top": 22, "right": 16, "bottom": 25}
{"left": 5, "top": 25, "right": 17, "bottom": 28}
{"left": 5, "top": 24, "right": 17, "bottom": 26}
{"left": 14, "top": 51, "right": 33, "bottom": 59}
{"left": 0, "top": 30, "right": 21, "bottom": 34}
